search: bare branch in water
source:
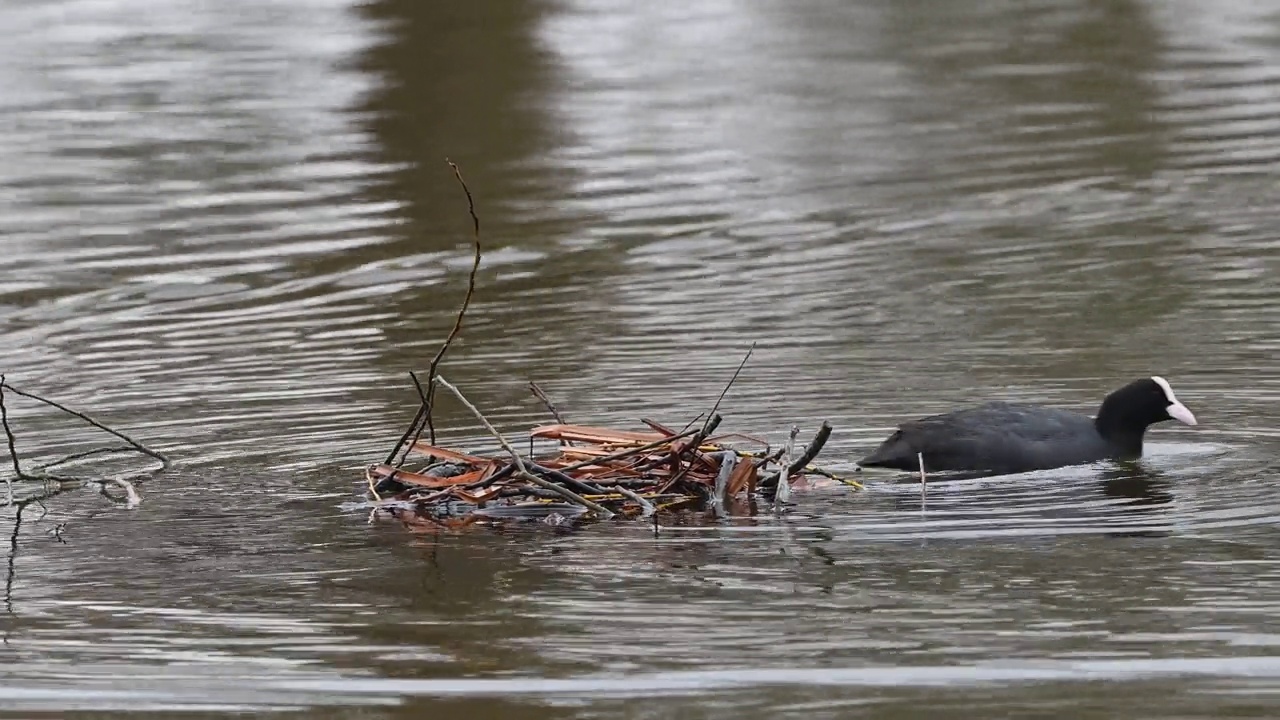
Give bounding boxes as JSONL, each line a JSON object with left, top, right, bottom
{"left": 918, "top": 451, "right": 927, "bottom": 504}
{"left": 385, "top": 159, "right": 483, "bottom": 466}
{"left": 0, "top": 377, "right": 34, "bottom": 491}
{"left": 0, "top": 379, "right": 168, "bottom": 469}
{"left": 529, "top": 381, "right": 569, "bottom": 426}
{"left": 0, "top": 378, "right": 168, "bottom": 514}
{"left": 421, "top": 160, "right": 485, "bottom": 448}
{"left": 773, "top": 425, "right": 800, "bottom": 508}
{"left": 680, "top": 340, "right": 757, "bottom": 430}
{"left": 703, "top": 342, "right": 755, "bottom": 433}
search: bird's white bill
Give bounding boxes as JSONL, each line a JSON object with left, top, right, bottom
{"left": 1168, "top": 401, "right": 1197, "bottom": 426}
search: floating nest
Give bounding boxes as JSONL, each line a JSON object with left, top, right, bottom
{"left": 367, "top": 412, "right": 859, "bottom": 530}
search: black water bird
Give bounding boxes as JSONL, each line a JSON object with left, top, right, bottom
{"left": 857, "top": 376, "right": 1197, "bottom": 476}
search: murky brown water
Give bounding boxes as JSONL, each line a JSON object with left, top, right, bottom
{"left": 2, "top": 0, "right": 1280, "bottom": 717}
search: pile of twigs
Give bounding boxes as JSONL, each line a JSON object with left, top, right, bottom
{"left": 364, "top": 161, "right": 859, "bottom": 529}
{"left": 367, "top": 386, "right": 850, "bottom": 526}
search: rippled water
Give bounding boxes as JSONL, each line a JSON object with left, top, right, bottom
{"left": 2, "top": 0, "right": 1280, "bottom": 717}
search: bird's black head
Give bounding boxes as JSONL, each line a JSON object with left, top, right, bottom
{"left": 1095, "top": 376, "right": 1197, "bottom": 455}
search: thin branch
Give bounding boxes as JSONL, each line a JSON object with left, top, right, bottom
{"left": 612, "top": 484, "right": 656, "bottom": 518}
{"left": 0, "top": 377, "right": 32, "bottom": 490}
{"left": 678, "top": 343, "right": 755, "bottom": 435}
{"left": 528, "top": 381, "right": 568, "bottom": 425}
{"left": 801, "top": 464, "right": 864, "bottom": 490}
{"left": 408, "top": 371, "right": 430, "bottom": 407}
{"left": 385, "top": 405, "right": 426, "bottom": 467}
{"left": 704, "top": 342, "right": 754, "bottom": 431}
{"left": 433, "top": 375, "right": 614, "bottom": 519}
{"left": 387, "top": 370, "right": 433, "bottom": 468}
{"left": 386, "top": 160, "right": 483, "bottom": 466}
{"left": 448, "top": 158, "right": 481, "bottom": 239}
{"left": 528, "top": 381, "right": 573, "bottom": 448}
{"left": 0, "top": 380, "right": 167, "bottom": 467}
{"left": 36, "top": 445, "right": 150, "bottom": 472}
{"left": 426, "top": 160, "right": 484, "bottom": 447}
{"left": 366, "top": 470, "right": 383, "bottom": 503}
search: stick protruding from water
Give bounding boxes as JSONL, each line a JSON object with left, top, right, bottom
{"left": 918, "top": 451, "right": 927, "bottom": 504}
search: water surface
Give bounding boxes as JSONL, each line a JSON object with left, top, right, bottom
{"left": 2, "top": 0, "right": 1280, "bottom": 717}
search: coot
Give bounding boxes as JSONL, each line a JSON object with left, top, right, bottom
{"left": 857, "top": 376, "right": 1197, "bottom": 475}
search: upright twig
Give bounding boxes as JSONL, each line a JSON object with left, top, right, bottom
{"left": 773, "top": 425, "right": 799, "bottom": 509}
{"left": 386, "top": 159, "right": 483, "bottom": 467}
{"left": 0, "top": 377, "right": 20, "bottom": 473}
{"left": 680, "top": 343, "right": 755, "bottom": 435}
{"left": 374, "top": 369, "right": 433, "bottom": 498}
{"left": 709, "top": 450, "right": 737, "bottom": 519}
{"left": 529, "top": 382, "right": 568, "bottom": 425}
{"left": 0, "top": 378, "right": 25, "bottom": 505}
{"left": 424, "top": 160, "right": 482, "bottom": 448}
{"left": 659, "top": 343, "right": 754, "bottom": 492}
{"left": 705, "top": 342, "right": 754, "bottom": 430}
{"left": 528, "top": 381, "right": 574, "bottom": 450}
{"left": 918, "top": 451, "right": 927, "bottom": 505}
{"left": 655, "top": 414, "right": 723, "bottom": 494}
{"left": 433, "top": 375, "right": 614, "bottom": 519}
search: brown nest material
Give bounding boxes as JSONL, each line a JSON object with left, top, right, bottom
{"left": 366, "top": 414, "right": 859, "bottom": 528}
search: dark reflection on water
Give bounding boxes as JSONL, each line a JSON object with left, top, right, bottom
{"left": 1, "top": 0, "right": 1280, "bottom": 717}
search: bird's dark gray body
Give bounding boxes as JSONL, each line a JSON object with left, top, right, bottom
{"left": 859, "top": 375, "right": 1201, "bottom": 476}
{"left": 859, "top": 401, "right": 1117, "bottom": 474}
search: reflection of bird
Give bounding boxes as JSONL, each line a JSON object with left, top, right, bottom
{"left": 859, "top": 376, "right": 1198, "bottom": 476}
{"left": 1098, "top": 467, "right": 1174, "bottom": 508}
